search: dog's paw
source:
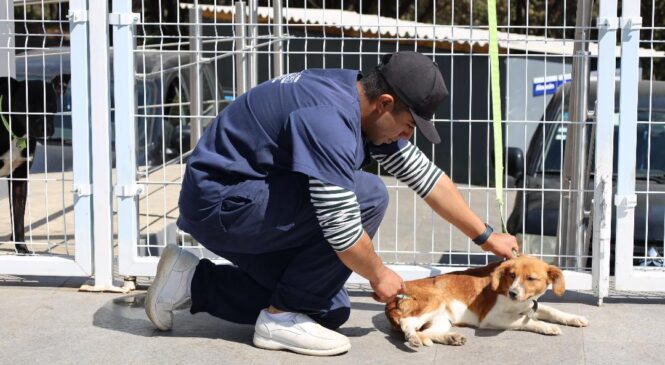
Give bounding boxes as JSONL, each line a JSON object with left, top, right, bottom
{"left": 541, "top": 324, "right": 562, "bottom": 336}
{"left": 417, "top": 332, "right": 434, "bottom": 347}
{"left": 444, "top": 333, "right": 467, "bottom": 346}
{"left": 406, "top": 333, "right": 423, "bottom": 347}
{"left": 567, "top": 315, "right": 589, "bottom": 327}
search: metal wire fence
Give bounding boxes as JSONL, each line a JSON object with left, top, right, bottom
{"left": 0, "top": 1, "right": 75, "bottom": 258}
{"left": 1, "top": 0, "right": 664, "bottom": 294}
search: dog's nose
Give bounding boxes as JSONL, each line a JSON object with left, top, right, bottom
{"left": 509, "top": 290, "right": 518, "bottom": 300}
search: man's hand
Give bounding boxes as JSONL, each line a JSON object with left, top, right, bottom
{"left": 336, "top": 232, "right": 405, "bottom": 302}
{"left": 480, "top": 232, "right": 520, "bottom": 259}
{"left": 370, "top": 266, "right": 405, "bottom": 303}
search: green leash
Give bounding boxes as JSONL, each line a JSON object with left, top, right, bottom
{"left": 487, "top": 0, "right": 507, "bottom": 234}
{"left": 0, "top": 95, "right": 27, "bottom": 151}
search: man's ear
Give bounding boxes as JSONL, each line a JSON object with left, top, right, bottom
{"left": 376, "top": 93, "right": 395, "bottom": 114}
{"left": 491, "top": 260, "right": 512, "bottom": 291}
{"left": 548, "top": 265, "right": 565, "bottom": 296}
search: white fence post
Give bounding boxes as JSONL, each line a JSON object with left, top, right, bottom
{"left": 272, "top": 0, "right": 283, "bottom": 78}
{"left": 234, "top": 1, "right": 247, "bottom": 95}
{"left": 593, "top": 0, "right": 619, "bottom": 304}
{"left": 248, "top": 0, "right": 258, "bottom": 87}
{"left": 189, "top": 5, "right": 203, "bottom": 148}
{"left": 69, "top": 0, "right": 94, "bottom": 276}
{"left": 112, "top": 0, "right": 141, "bottom": 278}
{"left": 88, "top": 0, "right": 116, "bottom": 289}
{"left": 614, "top": 1, "right": 641, "bottom": 290}
{"left": 0, "top": 1, "right": 15, "bottom": 78}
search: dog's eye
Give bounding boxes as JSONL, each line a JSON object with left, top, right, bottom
{"left": 527, "top": 276, "right": 537, "bottom": 281}
{"left": 509, "top": 272, "right": 516, "bottom": 279}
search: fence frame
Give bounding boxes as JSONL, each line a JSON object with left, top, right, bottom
{"left": 592, "top": 0, "right": 618, "bottom": 302}
{"left": 613, "top": 0, "right": 665, "bottom": 291}
{"left": 0, "top": 0, "right": 93, "bottom": 277}
{"left": 5, "top": 0, "right": 665, "bottom": 299}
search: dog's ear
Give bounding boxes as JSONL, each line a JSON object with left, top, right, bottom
{"left": 547, "top": 265, "right": 565, "bottom": 296}
{"left": 491, "top": 260, "right": 512, "bottom": 291}
{"left": 50, "top": 74, "right": 70, "bottom": 97}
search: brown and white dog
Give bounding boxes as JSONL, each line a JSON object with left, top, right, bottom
{"left": 385, "top": 255, "right": 589, "bottom": 347}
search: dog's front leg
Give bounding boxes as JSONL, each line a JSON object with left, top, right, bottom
{"left": 535, "top": 304, "right": 589, "bottom": 327}
{"left": 487, "top": 315, "right": 562, "bottom": 335}
{"left": 8, "top": 177, "right": 29, "bottom": 254}
{"left": 400, "top": 317, "right": 427, "bottom": 347}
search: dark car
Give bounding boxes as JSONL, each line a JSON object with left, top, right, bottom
{"left": 16, "top": 48, "right": 229, "bottom": 173}
{"left": 506, "top": 80, "right": 665, "bottom": 267}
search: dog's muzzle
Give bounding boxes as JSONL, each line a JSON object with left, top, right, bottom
{"left": 28, "top": 117, "right": 55, "bottom": 139}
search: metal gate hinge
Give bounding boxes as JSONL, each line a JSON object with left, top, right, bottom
{"left": 614, "top": 194, "right": 637, "bottom": 209}
{"left": 67, "top": 10, "right": 88, "bottom": 23}
{"left": 108, "top": 12, "right": 141, "bottom": 26}
{"left": 71, "top": 184, "right": 92, "bottom": 197}
{"left": 597, "top": 17, "right": 620, "bottom": 31}
{"left": 620, "top": 17, "right": 642, "bottom": 30}
{"left": 114, "top": 184, "right": 145, "bottom": 198}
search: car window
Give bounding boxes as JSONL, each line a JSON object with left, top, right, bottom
{"left": 541, "top": 110, "right": 665, "bottom": 174}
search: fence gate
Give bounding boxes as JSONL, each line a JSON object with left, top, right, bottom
{"left": 0, "top": 0, "right": 92, "bottom": 277}
{"left": 113, "top": 0, "right": 603, "bottom": 293}
{"left": 613, "top": 1, "right": 665, "bottom": 291}
{"left": 113, "top": 0, "right": 236, "bottom": 276}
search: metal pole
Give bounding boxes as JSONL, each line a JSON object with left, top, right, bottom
{"left": 88, "top": 0, "right": 115, "bottom": 289}
{"left": 234, "top": 1, "right": 247, "bottom": 95}
{"left": 615, "top": 2, "right": 641, "bottom": 290}
{"left": 69, "top": 0, "right": 93, "bottom": 275}
{"left": 189, "top": 5, "right": 202, "bottom": 148}
{"left": 560, "top": 0, "right": 593, "bottom": 269}
{"left": 272, "top": 0, "right": 283, "bottom": 78}
{"left": 0, "top": 2, "right": 15, "bottom": 78}
{"left": 112, "top": 0, "right": 140, "bottom": 277}
{"left": 592, "top": 0, "right": 619, "bottom": 305}
{"left": 248, "top": 0, "right": 258, "bottom": 87}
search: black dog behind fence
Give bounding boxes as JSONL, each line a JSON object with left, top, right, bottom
{"left": 0, "top": 77, "right": 58, "bottom": 254}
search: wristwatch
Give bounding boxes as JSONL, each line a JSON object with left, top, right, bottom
{"left": 472, "top": 223, "right": 494, "bottom": 245}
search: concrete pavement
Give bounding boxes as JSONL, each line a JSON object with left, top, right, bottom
{"left": 1, "top": 275, "right": 664, "bottom": 365}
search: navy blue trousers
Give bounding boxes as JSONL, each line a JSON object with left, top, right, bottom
{"left": 180, "top": 171, "right": 388, "bottom": 330}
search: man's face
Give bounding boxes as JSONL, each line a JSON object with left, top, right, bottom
{"left": 362, "top": 99, "right": 416, "bottom": 145}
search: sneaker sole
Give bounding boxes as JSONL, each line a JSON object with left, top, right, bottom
{"left": 253, "top": 333, "right": 351, "bottom": 356}
{"left": 145, "top": 244, "right": 181, "bottom": 331}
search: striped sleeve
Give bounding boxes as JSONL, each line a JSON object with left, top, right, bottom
{"left": 308, "top": 178, "right": 364, "bottom": 252}
{"left": 370, "top": 141, "right": 444, "bottom": 198}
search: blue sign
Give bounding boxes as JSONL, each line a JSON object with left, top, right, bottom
{"left": 533, "top": 74, "right": 572, "bottom": 96}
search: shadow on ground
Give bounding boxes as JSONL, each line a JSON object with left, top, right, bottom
{"left": 0, "top": 274, "right": 90, "bottom": 288}
{"left": 92, "top": 293, "right": 255, "bottom": 347}
{"left": 93, "top": 291, "right": 387, "bottom": 347}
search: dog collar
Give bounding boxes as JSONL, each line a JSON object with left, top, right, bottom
{"left": 0, "top": 95, "right": 27, "bottom": 152}
{"left": 521, "top": 299, "right": 538, "bottom": 319}
{"left": 396, "top": 294, "right": 412, "bottom": 300}
{"left": 528, "top": 300, "right": 538, "bottom": 319}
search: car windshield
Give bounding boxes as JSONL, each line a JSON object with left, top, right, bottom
{"left": 541, "top": 110, "right": 665, "bottom": 175}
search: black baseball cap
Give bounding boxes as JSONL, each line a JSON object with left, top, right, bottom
{"left": 376, "top": 51, "right": 448, "bottom": 144}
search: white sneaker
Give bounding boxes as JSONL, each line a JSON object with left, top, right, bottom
{"left": 253, "top": 309, "right": 351, "bottom": 356}
{"left": 145, "top": 244, "right": 199, "bottom": 331}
